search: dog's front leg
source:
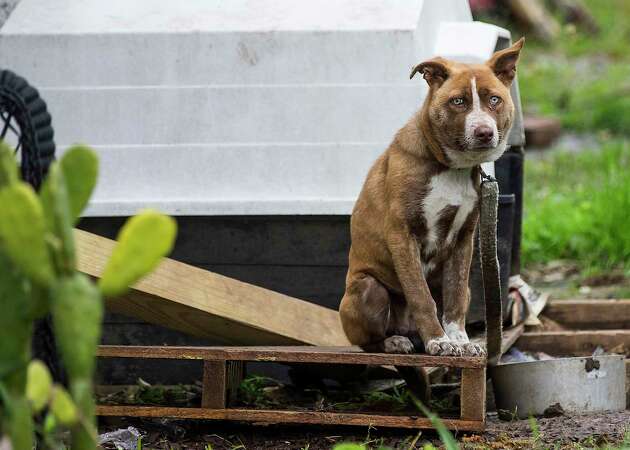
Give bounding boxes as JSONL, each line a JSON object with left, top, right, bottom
{"left": 442, "top": 226, "right": 486, "bottom": 356}
{"left": 387, "top": 223, "right": 461, "bottom": 356}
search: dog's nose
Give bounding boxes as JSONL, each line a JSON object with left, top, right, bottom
{"left": 474, "top": 126, "right": 494, "bottom": 143}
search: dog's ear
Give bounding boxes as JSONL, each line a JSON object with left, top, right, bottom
{"left": 410, "top": 57, "right": 450, "bottom": 87}
{"left": 486, "top": 37, "right": 524, "bottom": 86}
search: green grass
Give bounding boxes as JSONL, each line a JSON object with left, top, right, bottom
{"left": 236, "top": 374, "right": 279, "bottom": 407}
{"left": 508, "top": 0, "right": 630, "bottom": 273}
{"left": 514, "top": 0, "right": 630, "bottom": 134}
{"left": 519, "top": 60, "right": 630, "bottom": 134}
{"left": 522, "top": 140, "right": 630, "bottom": 272}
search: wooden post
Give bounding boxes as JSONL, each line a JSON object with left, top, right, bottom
{"left": 460, "top": 367, "right": 486, "bottom": 422}
{"left": 201, "top": 360, "right": 227, "bottom": 409}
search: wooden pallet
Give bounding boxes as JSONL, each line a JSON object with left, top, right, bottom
{"left": 96, "top": 345, "right": 487, "bottom": 431}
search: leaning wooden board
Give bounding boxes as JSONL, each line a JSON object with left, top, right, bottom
{"left": 96, "top": 345, "right": 487, "bottom": 431}
{"left": 76, "top": 229, "right": 350, "bottom": 346}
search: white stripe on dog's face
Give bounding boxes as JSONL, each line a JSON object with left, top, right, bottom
{"left": 464, "top": 78, "right": 499, "bottom": 149}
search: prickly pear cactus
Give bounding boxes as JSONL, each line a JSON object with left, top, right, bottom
{"left": 0, "top": 142, "right": 177, "bottom": 449}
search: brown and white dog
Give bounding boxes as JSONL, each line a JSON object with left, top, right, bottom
{"left": 339, "top": 39, "right": 524, "bottom": 357}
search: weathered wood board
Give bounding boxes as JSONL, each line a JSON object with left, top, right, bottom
{"left": 543, "top": 299, "right": 630, "bottom": 330}
{"left": 97, "top": 406, "right": 485, "bottom": 431}
{"left": 76, "top": 229, "right": 350, "bottom": 346}
{"left": 97, "top": 345, "right": 486, "bottom": 368}
{"left": 516, "top": 330, "right": 630, "bottom": 355}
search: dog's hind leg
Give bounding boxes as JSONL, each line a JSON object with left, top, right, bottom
{"left": 340, "top": 273, "right": 431, "bottom": 401}
{"left": 340, "top": 273, "right": 413, "bottom": 353}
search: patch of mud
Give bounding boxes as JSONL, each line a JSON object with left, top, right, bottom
{"left": 484, "top": 410, "right": 630, "bottom": 448}
{"left": 99, "top": 410, "right": 630, "bottom": 449}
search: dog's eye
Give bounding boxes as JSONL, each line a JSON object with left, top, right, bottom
{"left": 450, "top": 97, "right": 465, "bottom": 106}
{"left": 489, "top": 95, "right": 502, "bottom": 106}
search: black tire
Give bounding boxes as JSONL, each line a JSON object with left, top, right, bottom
{"left": 0, "top": 69, "right": 55, "bottom": 189}
{"left": 0, "top": 69, "right": 62, "bottom": 382}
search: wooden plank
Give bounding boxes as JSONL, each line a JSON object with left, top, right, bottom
{"left": 201, "top": 361, "right": 226, "bottom": 409}
{"left": 76, "top": 229, "right": 350, "bottom": 346}
{"left": 543, "top": 300, "right": 630, "bottom": 330}
{"left": 97, "top": 345, "right": 486, "bottom": 369}
{"left": 460, "top": 368, "right": 486, "bottom": 421}
{"left": 516, "top": 330, "right": 630, "bottom": 355}
{"left": 626, "top": 359, "right": 629, "bottom": 409}
{"left": 502, "top": 323, "right": 526, "bottom": 354}
{"left": 193, "top": 263, "right": 347, "bottom": 310}
{"left": 469, "top": 323, "right": 525, "bottom": 357}
{"left": 96, "top": 405, "right": 484, "bottom": 431}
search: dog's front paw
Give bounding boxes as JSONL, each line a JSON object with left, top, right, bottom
{"left": 383, "top": 335, "right": 415, "bottom": 354}
{"left": 461, "top": 342, "right": 486, "bottom": 357}
{"left": 425, "top": 336, "right": 463, "bottom": 356}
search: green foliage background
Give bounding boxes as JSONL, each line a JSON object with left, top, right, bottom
{"left": 514, "top": 0, "right": 630, "bottom": 274}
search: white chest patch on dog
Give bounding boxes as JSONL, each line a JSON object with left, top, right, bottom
{"left": 422, "top": 168, "right": 477, "bottom": 270}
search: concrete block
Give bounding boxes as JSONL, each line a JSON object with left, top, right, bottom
{"left": 71, "top": 143, "right": 382, "bottom": 216}
{"left": 43, "top": 84, "right": 423, "bottom": 145}
{"left": 0, "top": 0, "right": 515, "bottom": 216}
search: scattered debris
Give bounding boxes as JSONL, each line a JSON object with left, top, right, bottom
{"left": 543, "top": 402, "right": 565, "bottom": 418}
{"left": 501, "top": 347, "right": 535, "bottom": 364}
{"left": 97, "top": 410, "right": 630, "bottom": 449}
{"left": 98, "top": 426, "right": 142, "bottom": 450}
{"left": 509, "top": 275, "right": 549, "bottom": 326}
{"left": 500, "top": 347, "right": 554, "bottom": 364}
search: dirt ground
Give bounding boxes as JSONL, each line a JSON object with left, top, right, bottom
{"left": 99, "top": 410, "right": 630, "bottom": 449}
